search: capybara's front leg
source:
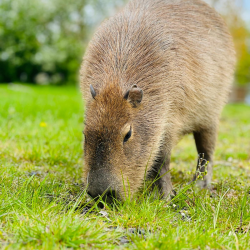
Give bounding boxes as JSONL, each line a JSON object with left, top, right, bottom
{"left": 151, "top": 152, "right": 173, "bottom": 199}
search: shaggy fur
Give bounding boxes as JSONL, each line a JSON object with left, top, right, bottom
{"left": 80, "top": 0, "right": 236, "bottom": 199}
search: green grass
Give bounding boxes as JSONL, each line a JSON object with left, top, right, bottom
{"left": 0, "top": 84, "right": 250, "bottom": 249}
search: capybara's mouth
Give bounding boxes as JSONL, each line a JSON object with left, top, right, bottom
{"left": 87, "top": 189, "right": 120, "bottom": 207}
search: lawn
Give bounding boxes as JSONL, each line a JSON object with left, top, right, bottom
{"left": 0, "top": 84, "right": 250, "bottom": 249}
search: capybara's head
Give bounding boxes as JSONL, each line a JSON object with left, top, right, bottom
{"left": 83, "top": 83, "right": 152, "bottom": 201}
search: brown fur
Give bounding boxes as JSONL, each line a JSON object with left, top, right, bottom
{"left": 80, "top": 0, "right": 236, "bottom": 199}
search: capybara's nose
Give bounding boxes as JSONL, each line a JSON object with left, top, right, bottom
{"left": 87, "top": 170, "right": 118, "bottom": 201}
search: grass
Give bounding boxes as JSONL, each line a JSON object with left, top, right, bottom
{"left": 0, "top": 83, "right": 250, "bottom": 249}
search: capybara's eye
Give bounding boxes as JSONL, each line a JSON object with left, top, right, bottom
{"left": 124, "top": 128, "right": 132, "bottom": 143}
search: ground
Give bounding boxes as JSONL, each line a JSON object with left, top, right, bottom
{"left": 0, "top": 84, "right": 250, "bottom": 249}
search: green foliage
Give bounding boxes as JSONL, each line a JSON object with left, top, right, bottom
{"left": 225, "top": 9, "right": 250, "bottom": 86}
{"left": 210, "top": 0, "right": 250, "bottom": 86}
{"left": 232, "top": 24, "right": 250, "bottom": 86}
{"left": 0, "top": 0, "right": 126, "bottom": 85}
{"left": 0, "top": 0, "right": 88, "bottom": 84}
{"left": 0, "top": 84, "right": 250, "bottom": 249}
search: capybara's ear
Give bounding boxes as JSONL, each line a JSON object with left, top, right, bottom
{"left": 90, "top": 84, "right": 96, "bottom": 99}
{"left": 124, "top": 84, "right": 143, "bottom": 107}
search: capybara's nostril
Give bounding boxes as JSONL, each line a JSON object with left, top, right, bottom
{"left": 87, "top": 190, "right": 100, "bottom": 200}
{"left": 87, "top": 191, "right": 93, "bottom": 198}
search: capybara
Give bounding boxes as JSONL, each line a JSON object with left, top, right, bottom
{"left": 80, "top": 0, "right": 236, "bottom": 200}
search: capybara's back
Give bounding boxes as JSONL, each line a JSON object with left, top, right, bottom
{"left": 80, "top": 0, "right": 236, "bottom": 200}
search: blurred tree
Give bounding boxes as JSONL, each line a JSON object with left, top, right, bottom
{"left": 0, "top": 0, "right": 126, "bottom": 84}
{"left": 227, "top": 8, "right": 250, "bottom": 85}
{"left": 205, "top": 0, "right": 250, "bottom": 86}
{"left": 0, "top": 0, "right": 88, "bottom": 84}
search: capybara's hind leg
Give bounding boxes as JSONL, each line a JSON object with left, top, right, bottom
{"left": 193, "top": 126, "right": 217, "bottom": 188}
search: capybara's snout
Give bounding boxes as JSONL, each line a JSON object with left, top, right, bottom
{"left": 86, "top": 169, "right": 120, "bottom": 202}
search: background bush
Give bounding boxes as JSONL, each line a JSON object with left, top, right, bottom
{"left": 0, "top": 0, "right": 249, "bottom": 86}
{"left": 0, "top": 0, "right": 123, "bottom": 85}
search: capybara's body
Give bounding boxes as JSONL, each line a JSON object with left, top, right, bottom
{"left": 80, "top": 0, "right": 236, "bottom": 199}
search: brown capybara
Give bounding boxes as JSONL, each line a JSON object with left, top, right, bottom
{"left": 80, "top": 0, "right": 236, "bottom": 200}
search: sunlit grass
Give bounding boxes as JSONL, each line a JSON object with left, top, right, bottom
{"left": 0, "top": 84, "right": 250, "bottom": 249}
